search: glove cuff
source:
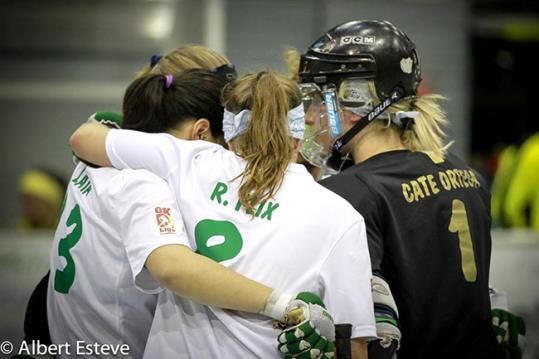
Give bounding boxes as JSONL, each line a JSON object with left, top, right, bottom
{"left": 489, "top": 287, "right": 509, "bottom": 310}
{"left": 260, "top": 290, "right": 294, "bottom": 321}
{"left": 87, "top": 111, "right": 123, "bottom": 129}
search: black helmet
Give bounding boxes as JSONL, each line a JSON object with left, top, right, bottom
{"left": 299, "top": 20, "right": 421, "bottom": 100}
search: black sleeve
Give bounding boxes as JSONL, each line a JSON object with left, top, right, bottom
{"left": 320, "top": 173, "right": 385, "bottom": 274}
{"left": 23, "top": 271, "right": 51, "bottom": 345}
{"left": 352, "top": 174, "right": 385, "bottom": 274}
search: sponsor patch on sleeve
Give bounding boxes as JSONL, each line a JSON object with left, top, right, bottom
{"left": 155, "top": 207, "right": 176, "bottom": 234}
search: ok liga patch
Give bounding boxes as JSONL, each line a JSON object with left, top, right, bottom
{"left": 155, "top": 207, "right": 176, "bottom": 234}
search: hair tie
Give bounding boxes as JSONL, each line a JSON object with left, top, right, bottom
{"left": 150, "top": 54, "right": 162, "bottom": 68}
{"left": 212, "top": 63, "right": 238, "bottom": 82}
{"left": 164, "top": 74, "right": 173, "bottom": 89}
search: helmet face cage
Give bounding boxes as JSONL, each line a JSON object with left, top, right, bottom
{"left": 299, "top": 83, "right": 343, "bottom": 169}
{"left": 299, "top": 78, "right": 381, "bottom": 170}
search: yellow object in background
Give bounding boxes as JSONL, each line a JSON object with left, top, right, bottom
{"left": 20, "top": 170, "right": 64, "bottom": 209}
{"left": 491, "top": 145, "right": 519, "bottom": 227}
{"left": 503, "top": 133, "right": 539, "bottom": 231}
{"left": 18, "top": 169, "right": 65, "bottom": 231}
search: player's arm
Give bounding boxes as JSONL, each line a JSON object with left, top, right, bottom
{"left": 71, "top": 112, "right": 123, "bottom": 167}
{"left": 70, "top": 123, "right": 112, "bottom": 167}
{"left": 332, "top": 177, "right": 401, "bottom": 359}
{"left": 146, "top": 244, "right": 271, "bottom": 313}
{"left": 70, "top": 122, "right": 216, "bottom": 180}
{"left": 146, "top": 244, "right": 337, "bottom": 338}
{"left": 351, "top": 338, "right": 368, "bottom": 359}
{"left": 490, "top": 287, "right": 526, "bottom": 359}
{"left": 119, "top": 172, "right": 283, "bottom": 317}
{"left": 362, "top": 204, "right": 402, "bottom": 358}
{"left": 146, "top": 244, "right": 340, "bottom": 355}
{"left": 369, "top": 273, "right": 401, "bottom": 359}
{"left": 144, "top": 240, "right": 335, "bottom": 347}
{"left": 71, "top": 123, "right": 166, "bottom": 172}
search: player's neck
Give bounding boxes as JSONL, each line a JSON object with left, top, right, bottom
{"left": 351, "top": 127, "right": 406, "bottom": 163}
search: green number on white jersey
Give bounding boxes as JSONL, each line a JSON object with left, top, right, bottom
{"left": 195, "top": 219, "right": 243, "bottom": 262}
{"left": 54, "top": 202, "right": 83, "bottom": 294}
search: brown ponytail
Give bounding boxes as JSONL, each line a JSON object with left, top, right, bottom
{"left": 223, "top": 71, "right": 301, "bottom": 214}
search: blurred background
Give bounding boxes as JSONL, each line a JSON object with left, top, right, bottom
{"left": 0, "top": 0, "right": 538, "bottom": 357}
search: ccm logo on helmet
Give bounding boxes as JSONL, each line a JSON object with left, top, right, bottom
{"left": 340, "top": 35, "right": 376, "bottom": 45}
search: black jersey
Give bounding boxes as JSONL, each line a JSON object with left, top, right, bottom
{"left": 320, "top": 150, "right": 502, "bottom": 359}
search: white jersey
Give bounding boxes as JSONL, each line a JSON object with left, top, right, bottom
{"left": 106, "top": 130, "right": 376, "bottom": 358}
{"left": 47, "top": 163, "right": 187, "bottom": 359}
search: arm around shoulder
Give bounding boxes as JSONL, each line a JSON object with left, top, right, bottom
{"left": 145, "top": 244, "right": 273, "bottom": 313}
{"left": 69, "top": 123, "right": 112, "bottom": 167}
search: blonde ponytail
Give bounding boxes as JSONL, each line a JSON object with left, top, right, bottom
{"left": 223, "top": 71, "right": 301, "bottom": 214}
{"left": 399, "top": 94, "right": 451, "bottom": 157}
{"left": 368, "top": 82, "right": 451, "bottom": 157}
{"left": 283, "top": 47, "right": 301, "bottom": 81}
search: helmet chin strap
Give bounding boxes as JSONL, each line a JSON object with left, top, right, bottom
{"left": 326, "top": 85, "right": 405, "bottom": 170}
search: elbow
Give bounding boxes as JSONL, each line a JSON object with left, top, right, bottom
{"left": 69, "top": 125, "right": 88, "bottom": 157}
{"left": 146, "top": 245, "right": 199, "bottom": 298}
{"left": 153, "top": 267, "right": 177, "bottom": 289}
{"left": 154, "top": 265, "right": 195, "bottom": 297}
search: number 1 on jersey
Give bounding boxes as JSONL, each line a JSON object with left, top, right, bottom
{"left": 448, "top": 199, "right": 477, "bottom": 282}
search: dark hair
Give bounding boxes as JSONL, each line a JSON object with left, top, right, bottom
{"left": 122, "top": 69, "right": 227, "bottom": 135}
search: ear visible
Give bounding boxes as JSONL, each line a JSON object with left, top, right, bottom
{"left": 346, "top": 111, "right": 362, "bottom": 124}
{"left": 191, "top": 118, "right": 212, "bottom": 141}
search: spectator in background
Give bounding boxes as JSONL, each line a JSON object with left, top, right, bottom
{"left": 490, "top": 144, "right": 519, "bottom": 228}
{"left": 501, "top": 133, "right": 539, "bottom": 232}
{"left": 18, "top": 168, "right": 66, "bottom": 231}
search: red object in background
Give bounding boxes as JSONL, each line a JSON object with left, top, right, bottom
{"left": 487, "top": 151, "right": 501, "bottom": 177}
{"left": 418, "top": 73, "right": 432, "bottom": 95}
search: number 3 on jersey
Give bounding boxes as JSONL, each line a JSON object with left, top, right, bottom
{"left": 448, "top": 199, "right": 477, "bottom": 282}
{"left": 195, "top": 219, "right": 243, "bottom": 262}
{"left": 54, "top": 203, "right": 83, "bottom": 294}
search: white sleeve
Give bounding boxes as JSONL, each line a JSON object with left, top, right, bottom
{"left": 114, "top": 170, "right": 190, "bottom": 294}
{"left": 106, "top": 129, "right": 178, "bottom": 179}
{"left": 318, "top": 219, "right": 377, "bottom": 340}
{"left": 106, "top": 129, "right": 220, "bottom": 180}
